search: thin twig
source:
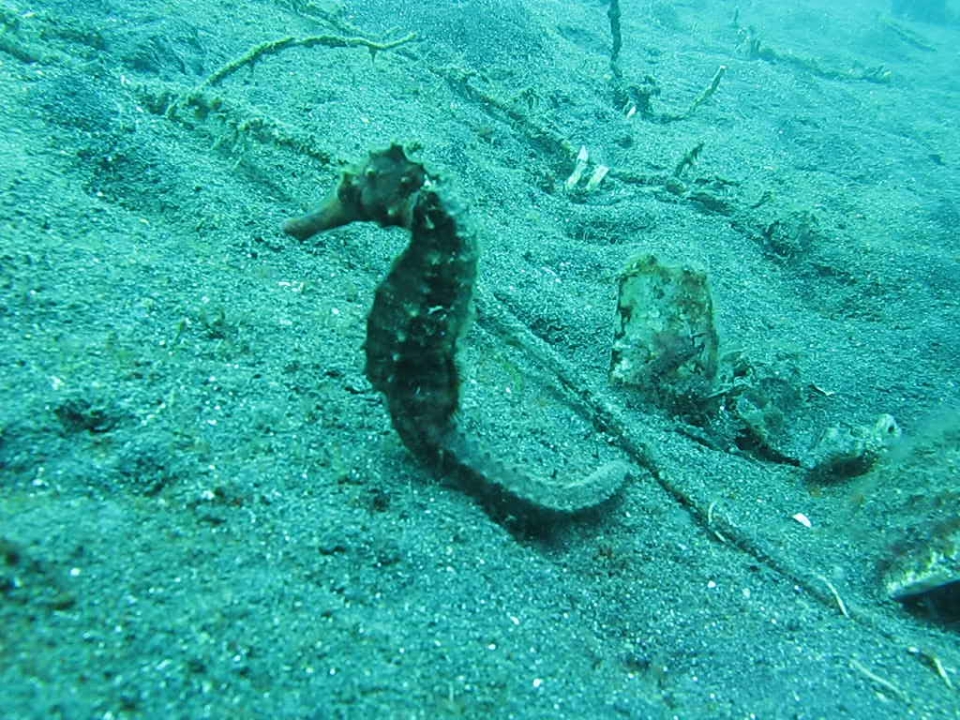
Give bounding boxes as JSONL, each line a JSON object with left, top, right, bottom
{"left": 201, "top": 32, "right": 418, "bottom": 90}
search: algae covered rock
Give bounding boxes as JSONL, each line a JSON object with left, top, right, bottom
{"left": 718, "top": 351, "right": 810, "bottom": 464}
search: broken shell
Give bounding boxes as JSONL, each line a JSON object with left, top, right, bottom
{"left": 585, "top": 164, "right": 610, "bottom": 192}
{"left": 564, "top": 146, "right": 590, "bottom": 191}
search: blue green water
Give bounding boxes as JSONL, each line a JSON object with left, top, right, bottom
{"left": 1, "top": 1, "right": 958, "bottom": 717}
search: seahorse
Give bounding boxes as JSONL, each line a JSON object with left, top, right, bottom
{"left": 284, "top": 145, "right": 630, "bottom": 514}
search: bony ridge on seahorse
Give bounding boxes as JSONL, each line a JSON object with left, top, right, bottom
{"left": 284, "top": 144, "right": 631, "bottom": 516}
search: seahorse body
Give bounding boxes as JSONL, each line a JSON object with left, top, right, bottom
{"left": 285, "top": 145, "right": 629, "bottom": 514}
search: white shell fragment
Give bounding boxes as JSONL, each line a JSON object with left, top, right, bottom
{"left": 564, "top": 146, "right": 589, "bottom": 191}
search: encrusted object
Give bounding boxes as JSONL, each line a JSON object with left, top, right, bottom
{"left": 610, "top": 254, "right": 719, "bottom": 407}
{"left": 884, "top": 519, "right": 960, "bottom": 604}
{"left": 285, "top": 145, "right": 631, "bottom": 515}
{"left": 805, "top": 414, "right": 901, "bottom": 480}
